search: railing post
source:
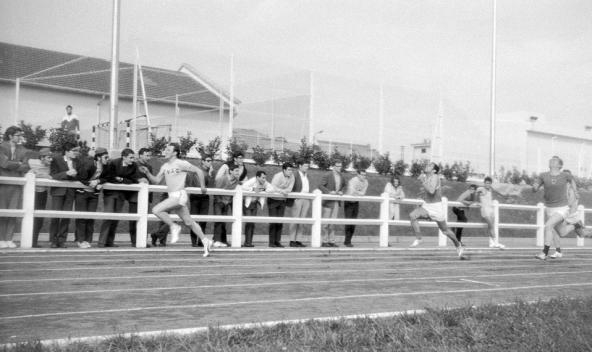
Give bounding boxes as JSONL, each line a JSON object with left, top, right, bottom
{"left": 20, "top": 172, "right": 36, "bottom": 249}
{"left": 379, "top": 192, "right": 390, "bottom": 247}
{"left": 438, "top": 196, "right": 448, "bottom": 247}
{"left": 135, "top": 182, "right": 149, "bottom": 248}
{"left": 536, "top": 202, "right": 545, "bottom": 247}
{"left": 231, "top": 187, "right": 243, "bottom": 248}
{"left": 311, "top": 190, "right": 322, "bottom": 248}
{"left": 577, "top": 204, "right": 585, "bottom": 247}
{"left": 493, "top": 199, "right": 500, "bottom": 244}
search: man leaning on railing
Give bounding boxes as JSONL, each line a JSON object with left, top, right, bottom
{"left": 0, "top": 126, "right": 29, "bottom": 249}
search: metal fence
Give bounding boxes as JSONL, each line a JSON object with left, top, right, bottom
{"left": 0, "top": 174, "right": 589, "bottom": 249}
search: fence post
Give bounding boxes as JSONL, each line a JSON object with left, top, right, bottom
{"left": 311, "top": 190, "right": 322, "bottom": 248}
{"left": 493, "top": 199, "right": 500, "bottom": 244}
{"left": 20, "top": 172, "right": 36, "bottom": 249}
{"left": 135, "top": 182, "right": 149, "bottom": 248}
{"left": 231, "top": 187, "right": 243, "bottom": 248}
{"left": 379, "top": 192, "right": 390, "bottom": 247}
{"left": 536, "top": 202, "right": 545, "bottom": 246}
{"left": 577, "top": 204, "right": 585, "bottom": 247}
{"left": 438, "top": 197, "right": 448, "bottom": 246}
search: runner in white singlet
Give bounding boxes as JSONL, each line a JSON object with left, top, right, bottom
{"left": 139, "top": 143, "right": 213, "bottom": 257}
{"left": 475, "top": 176, "right": 508, "bottom": 249}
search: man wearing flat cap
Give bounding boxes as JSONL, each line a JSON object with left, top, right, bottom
{"left": 27, "top": 148, "right": 53, "bottom": 247}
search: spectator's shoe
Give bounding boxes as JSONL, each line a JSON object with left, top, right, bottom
{"left": 295, "top": 241, "right": 306, "bottom": 247}
{"left": 170, "top": 224, "right": 181, "bottom": 244}
{"left": 534, "top": 253, "right": 547, "bottom": 261}
{"left": 81, "top": 241, "right": 91, "bottom": 248}
{"left": 6, "top": 241, "right": 17, "bottom": 249}
{"left": 203, "top": 238, "right": 213, "bottom": 257}
{"left": 289, "top": 241, "right": 299, "bottom": 247}
{"left": 274, "top": 242, "right": 285, "bottom": 248}
{"left": 321, "top": 243, "right": 331, "bottom": 247}
{"left": 158, "top": 243, "right": 167, "bottom": 247}
{"left": 150, "top": 234, "right": 158, "bottom": 246}
{"left": 32, "top": 244, "right": 42, "bottom": 248}
{"left": 104, "top": 244, "right": 118, "bottom": 248}
{"left": 0, "top": 241, "right": 7, "bottom": 249}
{"left": 57, "top": 243, "right": 67, "bottom": 248}
{"left": 243, "top": 243, "right": 254, "bottom": 248}
{"left": 328, "top": 243, "right": 338, "bottom": 247}
{"left": 344, "top": 243, "right": 354, "bottom": 247}
{"left": 213, "top": 241, "right": 228, "bottom": 248}
{"left": 77, "top": 242, "right": 85, "bottom": 248}
{"left": 549, "top": 252, "right": 563, "bottom": 259}
{"left": 409, "top": 239, "right": 423, "bottom": 248}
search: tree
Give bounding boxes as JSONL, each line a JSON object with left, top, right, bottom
{"left": 19, "top": 120, "right": 46, "bottom": 150}
{"left": 225, "top": 137, "right": 248, "bottom": 162}
{"left": 392, "top": 159, "right": 408, "bottom": 176}
{"left": 352, "top": 152, "right": 372, "bottom": 171}
{"left": 295, "top": 137, "right": 314, "bottom": 163}
{"left": 272, "top": 149, "right": 296, "bottom": 165}
{"left": 198, "top": 136, "right": 221, "bottom": 160}
{"left": 252, "top": 145, "right": 270, "bottom": 166}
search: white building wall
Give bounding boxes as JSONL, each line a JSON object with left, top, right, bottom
{"left": 0, "top": 84, "right": 230, "bottom": 150}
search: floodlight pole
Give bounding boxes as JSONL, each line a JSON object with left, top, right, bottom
{"left": 489, "top": 0, "right": 497, "bottom": 176}
{"left": 308, "top": 71, "right": 315, "bottom": 144}
{"left": 378, "top": 83, "right": 384, "bottom": 154}
{"left": 14, "top": 78, "right": 20, "bottom": 124}
{"left": 109, "top": 0, "right": 121, "bottom": 151}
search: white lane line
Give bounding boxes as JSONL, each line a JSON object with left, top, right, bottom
{"left": 2, "top": 282, "right": 592, "bottom": 320}
{"left": 2, "top": 270, "right": 589, "bottom": 297}
{"left": 2, "top": 261, "right": 591, "bottom": 283}
{"left": 459, "top": 279, "right": 500, "bottom": 287}
{"left": 2, "top": 262, "right": 588, "bottom": 283}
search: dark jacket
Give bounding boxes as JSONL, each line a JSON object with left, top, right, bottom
{"left": 100, "top": 158, "right": 141, "bottom": 201}
{"left": 0, "top": 143, "right": 29, "bottom": 177}
{"left": 49, "top": 155, "right": 79, "bottom": 196}
{"left": 319, "top": 171, "right": 345, "bottom": 207}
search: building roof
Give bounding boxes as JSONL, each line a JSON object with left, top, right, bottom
{"left": 0, "top": 42, "right": 239, "bottom": 109}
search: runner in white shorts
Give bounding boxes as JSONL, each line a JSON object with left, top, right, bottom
{"left": 533, "top": 156, "right": 577, "bottom": 260}
{"left": 409, "top": 162, "right": 466, "bottom": 260}
{"left": 475, "top": 176, "right": 508, "bottom": 249}
{"left": 139, "top": 143, "right": 213, "bottom": 257}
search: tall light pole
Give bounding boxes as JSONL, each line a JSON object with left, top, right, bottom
{"left": 489, "top": 0, "right": 497, "bottom": 176}
{"left": 108, "top": 0, "right": 121, "bottom": 151}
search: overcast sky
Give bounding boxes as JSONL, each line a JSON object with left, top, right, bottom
{"left": 1, "top": 0, "right": 591, "bottom": 167}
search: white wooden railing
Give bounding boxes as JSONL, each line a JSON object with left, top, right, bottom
{"left": 0, "top": 174, "right": 589, "bottom": 249}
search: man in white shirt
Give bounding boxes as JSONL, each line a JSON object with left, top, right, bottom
{"left": 268, "top": 162, "right": 295, "bottom": 247}
{"left": 241, "top": 170, "right": 276, "bottom": 247}
{"left": 343, "top": 169, "right": 368, "bottom": 247}
{"left": 61, "top": 105, "right": 80, "bottom": 138}
{"left": 286, "top": 160, "right": 311, "bottom": 247}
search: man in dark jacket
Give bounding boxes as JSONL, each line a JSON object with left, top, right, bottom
{"left": 49, "top": 142, "right": 80, "bottom": 248}
{"left": 98, "top": 148, "right": 141, "bottom": 247}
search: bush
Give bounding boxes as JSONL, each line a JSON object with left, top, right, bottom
{"left": 198, "top": 136, "right": 221, "bottom": 160}
{"left": 410, "top": 159, "right": 430, "bottom": 177}
{"left": 330, "top": 148, "right": 351, "bottom": 168}
{"left": 440, "top": 161, "right": 472, "bottom": 182}
{"left": 147, "top": 133, "right": 169, "bottom": 156}
{"left": 178, "top": 132, "right": 198, "bottom": 157}
{"left": 272, "top": 149, "right": 297, "bottom": 165}
{"left": 373, "top": 152, "right": 392, "bottom": 175}
{"left": 48, "top": 128, "right": 79, "bottom": 153}
{"left": 312, "top": 150, "right": 331, "bottom": 170}
{"left": 252, "top": 145, "right": 270, "bottom": 166}
{"left": 19, "top": 120, "right": 46, "bottom": 150}
{"left": 352, "top": 152, "right": 372, "bottom": 171}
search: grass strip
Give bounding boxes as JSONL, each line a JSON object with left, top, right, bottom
{"left": 6, "top": 296, "right": 592, "bottom": 352}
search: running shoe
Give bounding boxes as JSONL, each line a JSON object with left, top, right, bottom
{"left": 409, "top": 239, "right": 423, "bottom": 248}
{"left": 548, "top": 252, "right": 563, "bottom": 259}
{"left": 490, "top": 242, "right": 506, "bottom": 249}
{"left": 534, "top": 253, "right": 547, "bottom": 261}
{"left": 170, "top": 224, "right": 181, "bottom": 244}
{"left": 203, "top": 238, "right": 213, "bottom": 257}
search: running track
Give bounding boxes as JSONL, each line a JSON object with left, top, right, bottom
{"left": 1, "top": 245, "right": 592, "bottom": 344}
